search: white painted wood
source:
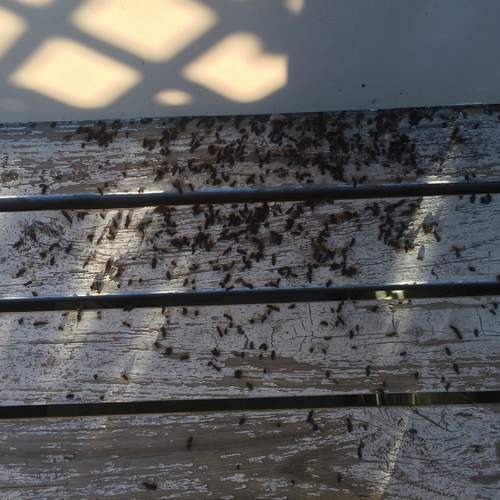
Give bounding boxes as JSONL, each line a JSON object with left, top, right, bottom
{"left": 0, "top": 106, "right": 499, "bottom": 196}
{"left": 0, "top": 405, "right": 498, "bottom": 499}
{"left": 0, "top": 298, "right": 497, "bottom": 404}
{"left": 0, "top": 99, "right": 498, "bottom": 498}
{"left": 0, "top": 194, "right": 497, "bottom": 297}
{"left": 0, "top": 105, "right": 496, "bottom": 405}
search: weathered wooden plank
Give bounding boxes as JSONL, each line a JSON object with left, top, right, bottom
{"left": 0, "top": 194, "right": 497, "bottom": 297}
{"left": 0, "top": 297, "right": 497, "bottom": 404}
{"left": 0, "top": 405, "right": 498, "bottom": 499}
{"left": 1, "top": 105, "right": 500, "bottom": 197}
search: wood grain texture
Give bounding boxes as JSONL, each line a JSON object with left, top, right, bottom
{"left": 1, "top": 105, "right": 499, "bottom": 499}
{"left": 0, "top": 297, "right": 498, "bottom": 404}
{"left": 0, "top": 405, "right": 498, "bottom": 499}
{"left": 2, "top": 194, "right": 499, "bottom": 297}
{"left": 1, "top": 105, "right": 500, "bottom": 197}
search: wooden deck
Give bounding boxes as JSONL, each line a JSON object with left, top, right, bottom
{"left": 0, "top": 105, "right": 499, "bottom": 498}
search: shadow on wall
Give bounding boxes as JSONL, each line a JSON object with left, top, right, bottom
{"left": 0, "top": 0, "right": 308, "bottom": 121}
{"left": 2, "top": 0, "right": 500, "bottom": 122}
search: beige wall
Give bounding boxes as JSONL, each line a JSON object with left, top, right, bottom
{"left": 0, "top": 0, "right": 499, "bottom": 123}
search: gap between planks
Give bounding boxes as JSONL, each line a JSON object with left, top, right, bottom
{"left": 0, "top": 281, "right": 500, "bottom": 312}
{"left": 0, "top": 390, "right": 498, "bottom": 420}
{"left": 0, "top": 181, "right": 499, "bottom": 211}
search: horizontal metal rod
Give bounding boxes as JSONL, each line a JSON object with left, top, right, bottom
{"left": 0, "top": 181, "right": 498, "bottom": 211}
{"left": 1, "top": 281, "right": 500, "bottom": 312}
{"left": 0, "top": 390, "right": 498, "bottom": 419}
